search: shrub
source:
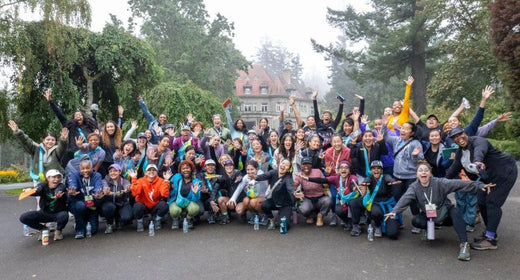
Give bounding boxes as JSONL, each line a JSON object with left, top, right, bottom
{"left": 488, "top": 139, "right": 520, "bottom": 159}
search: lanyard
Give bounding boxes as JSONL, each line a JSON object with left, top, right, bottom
{"left": 332, "top": 149, "right": 342, "bottom": 174}
{"left": 423, "top": 187, "right": 433, "bottom": 205}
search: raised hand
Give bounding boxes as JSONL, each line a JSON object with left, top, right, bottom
{"left": 131, "top": 120, "right": 138, "bottom": 130}
{"left": 67, "top": 187, "right": 80, "bottom": 196}
{"left": 60, "top": 127, "right": 69, "bottom": 141}
{"left": 280, "top": 103, "right": 286, "bottom": 112}
{"left": 163, "top": 170, "right": 173, "bottom": 181}
{"left": 75, "top": 136, "right": 85, "bottom": 148}
{"left": 404, "top": 76, "right": 414, "bottom": 85}
{"left": 354, "top": 94, "right": 364, "bottom": 100}
{"left": 7, "top": 120, "right": 18, "bottom": 133}
{"left": 118, "top": 105, "right": 124, "bottom": 117}
{"left": 482, "top": 183, "right": 496, "bottom": 194}
{"left": 127, "top": 169, "right": 138, "bottom": 179}
{"left": 482, "top": 85, "right": 494, "bottom": 100}
{"left": 497, "top": 112, "right": 512, "bottom": 122}
{"left": 289, "top": 96, "right": 295, "bottom": 106}
{"left": 312, "top": 90, "right": 318, "bottom": 100}
{"left": 412, "top": 146, "right": 422, "bottom": 156}
{"left": 361, "top": 115, "right": 369, "bottom": 124}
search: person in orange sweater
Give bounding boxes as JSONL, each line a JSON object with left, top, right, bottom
{"left": 386, "top": 76, "right": 414, "bottom": 133}
{"left": 128, "top": 164, "right": 169, "bottom": 232}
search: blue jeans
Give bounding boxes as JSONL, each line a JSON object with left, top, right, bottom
{"left": 69, "top": 200, "right": 99, "bottom": 235}
{"left": 454, "top": 192, "right": 477, "bottom": 226}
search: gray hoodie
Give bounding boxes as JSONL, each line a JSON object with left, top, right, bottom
{"left": 384, "top": 134, "right": 423, "bottom": 179}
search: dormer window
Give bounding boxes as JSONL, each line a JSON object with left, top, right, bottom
{"left": 244, "top": 86, "right": 252, "bottom": 95}
{"left": 260, "top": 86, "right": 268, "bottom": 95}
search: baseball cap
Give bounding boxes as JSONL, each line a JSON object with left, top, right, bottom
{"left": 448, "top": 127, "right": 464, "bottom": 138}
{"left": 224, "top": 159, "right": 234, "bottom": 166}
{"left": 164, "top": 124, "right": 175, "bottom": 130}
{"left": 427, "top": 114, "right": 438, "bottom": 121}
{"left": 205, "top": 159, "right": 216, "bottom": 165}
{"left": 146, "top": 164, "right": 158, "bottom": 171}
{"left": 301, "top": 157, "right": 313, "bottom": 165}
{"left": 109, "top": 163, "right": 122, "bottom": 171}
{"left": 45, "top": 169, "right": 62, "bottom": 178}
{"left": 284, "top": 120, "right": 294, "bottom": 125}
{"left": 137, "top": 132, "right": 147, "bottom": 139}
{"left": 370, "top": 160, "right": 383, "bottom": 169}
{"left": 247, "top": 129, "right": 258, "bottom": 135}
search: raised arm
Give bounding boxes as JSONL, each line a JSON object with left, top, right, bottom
{"left": 289, "top": 97, "right": 303, "bottom": 128}
{"left": 45, "top": 89, "right": 68, "bottom": 126}
{"left": 397, "top": 76, "right": 413, "bottom": 126}
{"left": 138, "top": 96, "right": 155, "bottom": 124}
{"left": 225, "top": 107, "right": 237, "bottom": 136}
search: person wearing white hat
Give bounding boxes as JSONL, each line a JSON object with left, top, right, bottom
{"left": 19, "top": 169, "right": 69, "bottom": 241}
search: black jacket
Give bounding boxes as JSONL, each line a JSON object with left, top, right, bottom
{"left": 33, "top": 182, "right": 68, "bottom": 213}
{"left": 256, "top": 170, "right": 294, "bottom": 207}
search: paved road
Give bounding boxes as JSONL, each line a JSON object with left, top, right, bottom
{"left": 1, "top": 175, "right": 519, "bottom": 280}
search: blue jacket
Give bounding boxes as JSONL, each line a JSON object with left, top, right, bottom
{"left": 168, "top": 173, "right": 201, "bottom": 205}
{"left": 67, "top": 171, "right": 103, "bottom": 202}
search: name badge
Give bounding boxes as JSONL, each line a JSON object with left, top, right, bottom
{"left": 425, "top": 203, "right": 437, "bottom": 218}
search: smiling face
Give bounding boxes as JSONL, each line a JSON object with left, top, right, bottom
{"left": 371, "top": 166, "right": 382, "bottom": 179}
{"left": 374, "top": 119, "right": 383, "bottom": 131}
{"left": 259, "top": 119, "right": 268, "bottom": 129}
{"left": 343, "top": 121, "right": 353, "bottom": 135}
{"left": 213, "top": 115, "right": 222, "bottom": 127}
{"left": 322, "top": 111, "right": 332, "bottom": 124}
{"left": 137, "top": 137, "right": 147, "bottom": 148}
{"left": 42, "top": 135, "right": 57, "bottom": 150}
{"left": 159, "top": 137, "right": 170, "bottom": 149}
{"left": 384, "top": 107, "right": 392, "bottom": 117}
{"left": 301, "top": 163, "right": 312, "bottom": 174}
{"left": 211, "top": 135, "right": 220, "bottom": 147}
{"left": 73, "top": 111, "right": 84, "bottom": 125}
{"left": 185, "top": 149, "right": 196, "bottom": 161}
{"left": 205, "top": 164, "right": 216, "bottom": 174}
{"left": 306, "top": 116, "right": 316, "bottom": 128}
{"left": 448, "top": 116, "right": 461, "bottom": 128}
{"left": 416, "top": 164, "right": 432, "bottom": 186}
{"left": 80, "top": 161, "right": 93, "bottom": 178}
{"left": 105, "top": 122, "right": 116, "bottom": 136}
{"left": 88, "top": 135, "right": 100, "bottom": 150}
{"left": 47, "top": 174, "right": 62, "bottom": 188}
{"left": 278, "top": 159, "right": 291, "bottom": 174}
{"left": 309, "top": 136, "right": 320, "bottom": 150}
{"left": 426, "top": 117, "right": 439, "bottom": 129}
{"left": 362, "top": 131, "right": 375, "bottom": 147}
{"left": 269, "top": 131, "right": 279, "bottom": 145}
{"left": 296, "top": 128, "right": 305, "bottom": 140}
{"left": 180, "top": 129, "right": 191, "bottom": 142}
{"left": 123, "top": 143, "right": 135, "bottom": 155}
{"left": 451, "top": 132, "right": 468, "bottom": 148}
{"left": 180, "top": 164, "right": 192, "bottom": 178}
{"left": 236, "top": 119, "right": 244, "bottom": 130}
{"left": 332, "top": 136, "right": 343, "bottom": 151}
{"left": 429, "top": 130, "right": 441, "bottom": 145}
{"left": 246, "top": 164, "right": 258, "bottom": 178}
{"left": 392, "top": 101, "right": 402, "bottom": 115}
{"left": 399, "top": 123, "right": 414, "bottom": 141}
{"left": 146, "top": 168, "right": 157, "bottom": 182}
{"left": 224, "top": 164, "right": 234, "bottom": 174}
{"left": 158, "top": 114, "right": 167, "bottom": 125}
{"left": 338, "top": 163, "right": 350, "bottom": 178}
{"left": 109, "top": 167, "right": 121, "bottom": 181}
{"left": 283, "top": 135, "right": 293, "bottom": 149}
{"left": 251, "top": 140, "right": 262, "bottom": 153}
{"left": 145, "top": 130, "right": 152, "bottom": 141}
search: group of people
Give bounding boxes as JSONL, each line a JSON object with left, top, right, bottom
{"left": 14, "top": 79, "right": 517, "bottom": 261}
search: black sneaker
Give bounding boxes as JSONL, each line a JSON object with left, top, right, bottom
{"left": 351, "top": 224, "right": 361, "bottom": 236}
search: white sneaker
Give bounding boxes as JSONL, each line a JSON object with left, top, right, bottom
{"left": 54, "top": 230, "right": 63, "bottom": 241}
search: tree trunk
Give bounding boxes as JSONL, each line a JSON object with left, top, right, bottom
{"left": 82, "top": 66, "right": 102, "bottom": 115}
{"left": 411, "top": 39, "right": 427, "bottom": 115}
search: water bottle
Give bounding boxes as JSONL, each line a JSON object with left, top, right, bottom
{"left": 292, "top": 209, "right": 298, "bottom": 225}
{"left": 86, "top": 222, "right": 92, "bottom": 238}
{"left": 183, "top": 218, "right": 189, "bottom": 233}
{"left": 280, "top": 217, "right": 287, "bottom": 234}
{"left": 41, "top": 229, "right": 49, "bottom": 246}
{"left": 367, "top": 224, "right": 374, "bottom": 242}
{"left": 462, "top": 97, "right": 470, "bottom": 109}
{"left": 148, "top": 221, "right": 155, "bottom": 237}
{"left": 23, "top": 224, "right": 30, "bottom": 236}
{"left": 427, "top": 219, "right": 435, "bottom": 240}
{"left": 254, "top": 214, "right": 259, "bottom": 231}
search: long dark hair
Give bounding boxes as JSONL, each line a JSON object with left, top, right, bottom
{"left": 121, "top": 140, "right": 137, "bottom": 157}
{"left": 279, "top": 134, "right": 295, "bottom": 162}
{"left": 234, "top": 119, "right": 248, "bottom": 134}
{"left": 65, "top": 111, "right": 98, "bottom": 131}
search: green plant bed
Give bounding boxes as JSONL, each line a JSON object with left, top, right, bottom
{"left": 488, "top": 139, "right": 520, "bottom": 159}
{"left": 4, "top": 188, "right": 25, "bottom": 195}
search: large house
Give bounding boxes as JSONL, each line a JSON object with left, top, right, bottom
{"left": 234, "top": 64, "right": 313, "bottom": 129}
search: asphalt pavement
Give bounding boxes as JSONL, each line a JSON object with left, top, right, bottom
{"left": 1, "top": 175, "right": 520, "bottom": 280}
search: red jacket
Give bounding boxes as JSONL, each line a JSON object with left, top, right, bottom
{"left": 324, "top": 146, "right": 351, "bottom": 176}
{"left": 131, "top": 176, "right": 170, "bottom": 208}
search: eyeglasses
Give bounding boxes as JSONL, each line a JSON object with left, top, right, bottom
{"left": 417, "top": 168, "right": 430, "bottom": 173}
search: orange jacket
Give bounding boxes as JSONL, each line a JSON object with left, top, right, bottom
{"left": 131, "top": 176, "right": 170, "bottom": 208}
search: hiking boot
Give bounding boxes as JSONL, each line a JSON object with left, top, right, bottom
{"left": 54, "top": 230, "right": 63, "bottom": 241}
{"left": 316, "top": 214, "right": 324, "bottom": 227}
{"left": 458, "top": 242, "right": 471, "bottom": 261}
{"left": 220, "top": 214, "right": 230, "bottom": 225}
{"left": 171, "top": 218, "right": 179, "bottom": 229}
{"left": 471, "top": 238, "right": 498, "bottom": 250}
{"left": 465, "top": 225, "right": 475, "bottom": 233}
{"left": 374, "top": 226, "right": 382, "bottom": 238}
{"left": 306, "top": 217, "right": 314, "bottom": 224}
{"left": 267, "top": 218, "right": 276, "bottom": 230}
{"left": 208, "top": 215, "right": 216, "bottom": 225}
{"left": 474, "top": 232, "right": 499, "bottom": 242}
{"left": 329, "top": 214, "right": 338, "bottom": 227}
{"left": 343, "top": 221, "right": 352, "bottom": 231}
{"left": 104, "top": 224, "right": 113, "bottom": 234}
{"left": 351, "top": 224, "right": 361, "bottom": 236}
{"left": 74, "top": 232, "right": 85, "bottom": 239}
{"left": 411, "top": 226, "right": 421, "bottom": 234}
{"left": 154, "top": 219, "right": 162, "bottom": 230}
{"left": 136, "top": 220, "right": 144, "bottom": 232}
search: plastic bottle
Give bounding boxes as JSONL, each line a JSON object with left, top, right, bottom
{"left": 280, "top": 217, "right": 287, "bottom": 234}
{"left": 427, "top": 219, "right": 435, "bottom": 240}
{"left": 183, "top": 218, "right": 189, "bottom": 233}
{"left": 23, "top": 224, "right": 30, "bottom": 236}
{"left": 86, "top": 222, "right": 92, "bottom": 238}
{"left": 149, "top": 220, "right": 155, "bottom": 237}
{"left": 462, "top": 97, "right": 470, "bottom": 109}
{"left": 41, "top": 230, "right": 49, "bottom": 245}
{"left": 254, "top": 214, "right": 259, "bottom": 231}
{"left": 367, "top": 224, "right": 374, "bottom": 242}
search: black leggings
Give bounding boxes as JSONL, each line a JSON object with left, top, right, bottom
{"left": 349, "top": 198, "right": 400, "bottom": 239}
{"left": 261, "top": 199, "right": 292, "bottom": 229}
{"left": 412, "top": 205, "right": 467, "bottom": 243}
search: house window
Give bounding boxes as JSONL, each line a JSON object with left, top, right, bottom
{"left": 261, "top": 103, "right": 268, "bottom": 112}
{"left": 260, "top": 87, "right": 268, "bottom": 95}
{"left": 244, "top": 104, "right": 252, "bottom": 112}
{"left": 276, "top": 103, "right": 280, "bottom": 112}
{"left": 244, "top": 86, "right": 252, "bottom": 95}
{"left": 253, "top": 104, "right": 257, "bottom": 112}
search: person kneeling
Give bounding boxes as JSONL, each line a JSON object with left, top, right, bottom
{"left": 385, "top": 161, "right": 495, "bottom": 261}
{"left": 294, "top": 157, "right": 332, "bottom": 227}
{"left": 128, "top": 164, "right": 169, "bottom": 232}
{"left": 99, "top": 164, "right": 133, "bottom": 233}
{"left": 165, "top": 160, "right": 201, "bottom": 230}
{"left": 20, "top": 169, "right": 68, "bottom": 241}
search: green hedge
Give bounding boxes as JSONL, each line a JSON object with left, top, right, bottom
{"left": 488, "top": 139, "right": 520, "bottom": 159}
